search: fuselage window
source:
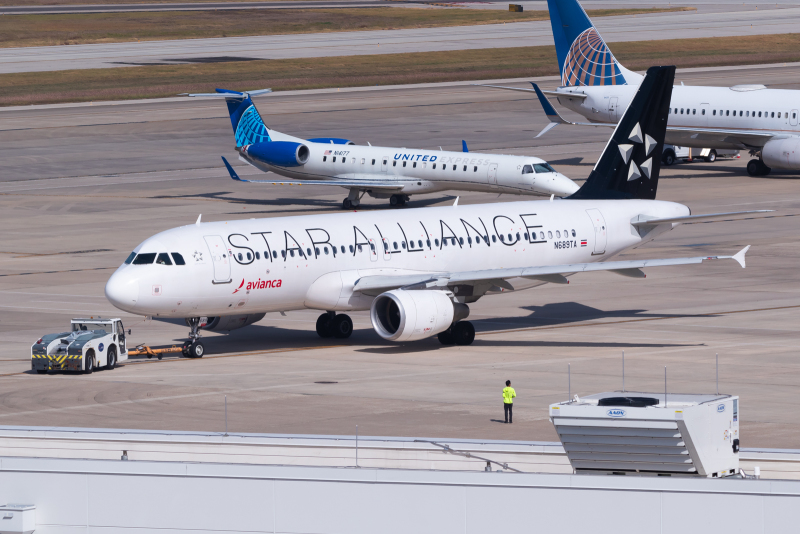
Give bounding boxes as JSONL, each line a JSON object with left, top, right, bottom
{"left": 324, "top": 247, "right": 329, "bottom": 255}
{"left": 433, "top": 163, "right": 437, "bottom": 169}
{"left": 273, "top": 251, "right": 278, "bottom": 259}
{"left": 794, "top": 113, "right": 797, "bottom": 119}
{"left": 289, "top": 250, "right": 295, "bottom": 257}
{"left": 361, "top": 158, "right": 365, "bottom": 164}
{"left": 548, "top": 231, "right": 553, "bottom": 239}
{"left": 758, "top": 111, "right": 762, "bottom": 117}
{"left": 172, "top": 253, "right": 186, "bottom": 265}
{"left": 463, "top": 165, "right": 467, "bottom": 171}
{"left": 255, "top": 252, "right": 260, "bottom": 260}
{"left": 778, "top": 112, "right": 782, "bottom": 118}
{"left": 372, "top": 159, "right": 376, "bottom": 165}
{"left": 402, "top": 241, "right": 407, "bottom": 249}
{"left": 746, "top": 111, "right": 749, "bottom": 117}
{"left": 393, "top": 161, "right": 397, "bottom": 167}
{"left": 492, "top": 235, "right": 497, "bottom": 243}
{"left": 349, "top": 245, "right": 354, "bottom": 253}
{"left": 413, "top": 162, "right": 417, "bottom": 168}
{"left": 452, "top": 165, "right": 456, "bottom": 170}
{"left": 426, "top": 239, "right": 431, "bottom": 247}
{"left": 467, "top": 237, "right": 472, "bottom": 245}
{"left": 435, "top": 239, "right": 440, "bottom": 246}
{"left": 351, "top": 158, "right": 355, "bottom": 164}
{"left": 713, "top": 110, "right": 716, "bottom": 116}
{"left": 772, "top": 112, "right": 775, "bottom": 118}
{"left": 237, "top": 253, "right": 243, "bottom": 261}
{"left": 314, "top": 247, "right": 320, "bottom": 256}
{"left": 693, "top": 109, "right": 696, "bottom": 115}
{"left": 522, "top": 164, "right": 533, "bottom": 174}
{"left": 680, "top": 108, "right": 683, "bottom": 114}
{"left": 156, "top": 253, "right": 172, "bottom": 265}
{"left": 571, "top": 229, "right": 576, "bottom": 237}
{"left": 132, "top": 253, "right": 156, "bottom": 265}
{"left": 539, "top": 231, "right": 545, "bottom": 240}
{"left": 443, "top": 239, "right": 448, "bottom": 247}
{"left": 383, "top": 241, "right": 388, "bottom": 250}
{"left": 725, "top": 110, "right": 729, "bottom": 116}
{"left": 474, "top": 166, "right": 478, "bottom": 172}
{"left": 124, "top": 252, "right": 136, "bottom": 264}
{"left": 281, "top": 250, "right": 286, "bottom": 258}
{"left": 556, "top": 230, "right": 561, "bottom": 238}
{"left": 523, "top": 233, "right": 528, "bottom": 241}
{"left": 507, "top": 234, "right": 512, "bottom": 242}
{"left": 459, "top": 237, "right": 464, "bottom": 245}
{"left": 370, "top": 243, "right": 375, "bottom": 251}
{"left": 333, "top": 157, "right": 337, "bottom": 162}
{"left": 403, "top": 161, "right": 407, "bottom": 167}
{"left": 515, "top": 232, "right": 520, "bottom": 241}
{"left": 247, "top": 252, "right": 252, "bottom": 261}
{"left": 702, "top": 109, "right": 706, "bottom": 115}
{"left": 393, "top": 242, "right": 398, "bottom": 250}
{"left": 418, "top": 240, "right": 423, "bottom": 248}
{"left": 673, "top": 108, "right": 677, "bottom": 114}
{"left": 357, "top": 245, "right": 363, "bottom": 253}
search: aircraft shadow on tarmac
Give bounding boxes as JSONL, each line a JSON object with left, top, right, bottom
{"left": 663, "top": 161, "right": 800, "bottom": 180}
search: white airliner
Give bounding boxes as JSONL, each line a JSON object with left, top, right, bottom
{"left": 186, "top": 89, "right": 578, "bottom": 209}
{"left": 480, "top": 0, "right": 800, "bottom": 177}
{"left": 108, "top": 67, "right": 765, "bottom": 357}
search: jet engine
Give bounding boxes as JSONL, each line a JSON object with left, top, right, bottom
{"left": 307, "top": 137, "right": 355, "bottom": 145}
{"left": 190, "top": 313, "right": 266, "bottom": 331}
{"left": 762, "top": 137, "right": 800, "bottom": 170}
{"left": 243, "top": 141, "right": 310, "bottom": 167}
{"left": 369, "top": 290, "right": 468, "bottom": 342}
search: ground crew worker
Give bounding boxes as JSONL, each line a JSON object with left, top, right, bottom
{"left": 503, "top": 380, "right": 516, "bottom": 423}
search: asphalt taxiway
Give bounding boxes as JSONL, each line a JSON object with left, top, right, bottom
{"left": 4, "top": 4, "right": 800, "bottom": 73}
{"left": 0, "top": 64, "right": 797, "bottom": 447}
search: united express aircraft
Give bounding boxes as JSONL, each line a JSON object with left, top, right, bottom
{"left": 480, "top": 0, "right": 800, "bottom": 177}
{"left": 110, "top": 68, "right": 764, "bottom": 357}
{"left": 187, "top": 88, "right": 578, "bottom": 209}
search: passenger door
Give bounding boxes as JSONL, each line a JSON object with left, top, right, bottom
{"left": 791, "top": 110, "right": 798, "bottom": 127}
{"left": 488, "top": 163, "right": 498, "bottom": 187}
{"left": 585, "top": 209, "right": 607, "bottom": 255}
{"left": 204, "top": 235, "right": 231, "bottom": 283}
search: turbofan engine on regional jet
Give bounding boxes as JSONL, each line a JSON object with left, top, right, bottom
{"left": 761, "top": 138, "right": 800, "bottom": 171}
{"left": 242, "top": 141, "right": 310, "bottom": 167}
{"left": 369, "top": 290, "right": 471, "bottom": 343}
{"left": 189, "top": 314, "right": 267, "bottom": 332}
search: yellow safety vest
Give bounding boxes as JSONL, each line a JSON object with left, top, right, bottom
{"left": 503, "top": 387, "right": 516, "bottom": 404}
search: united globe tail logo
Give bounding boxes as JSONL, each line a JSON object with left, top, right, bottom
{"left": 606, "top": 409, "right": 626, "bottom": 418}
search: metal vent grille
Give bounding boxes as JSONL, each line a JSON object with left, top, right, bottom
{"left": 555, "top": 419, "right": 696, "bottom": 474}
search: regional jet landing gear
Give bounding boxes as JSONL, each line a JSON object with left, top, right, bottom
{"left": 182, "top": 317, "right": 206, "bottom": 358}
{"left": 437, "top": 321, "right": 475, "bottom": 346}
{"left": 389, "top": 194, "right": 409, "bottom": 207}
{"left": 316, "top": 311, "right": 354, "bottom": 339}
{"left": 747, "top": 159, "right": 771, "bottom": 176}
{"left": 342, "top": 189, "right": 363, "bottom": 210}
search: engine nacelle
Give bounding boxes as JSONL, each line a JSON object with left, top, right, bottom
{"left": 190, "top": 313, "right": 266, "bottom": 331}
{"left": 244, "top": 141, "right": 310, "bottom": 167}
{"left": 762, "top": 138, "right": 800, "bottom": 170}
{"left": 307, "top": 137, "right": 355, "bottom": 145}
{"left": 370, "top": 290, "right": 460, "bottom": 342}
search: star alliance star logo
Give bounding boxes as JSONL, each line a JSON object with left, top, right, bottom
{"left": 618, "top": 122, "right": 656, "bottom": 182}
{"left": 193, "top": 250, "right": 203, "bottom": 262}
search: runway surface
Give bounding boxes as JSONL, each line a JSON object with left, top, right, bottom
{"left": 0, "top": 63, "right": 797, "bottom": 447}
{"left": 3, "top": 3, "right": 800, "bottom": 73}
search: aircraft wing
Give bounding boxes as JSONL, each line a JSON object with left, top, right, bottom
{"left": 664, "top": 127, "right": 775, "bottom": 149}
{"left": 353, "top": 247, "right": 750, "bottom": 294}
{"left": 222, "top": 157, "right": 405, "bottom": 190}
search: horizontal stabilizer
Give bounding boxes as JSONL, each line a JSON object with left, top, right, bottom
{"left": 183, "top": 88, "right": 272, "bottom": 99}
{"left": 631, "top": 210, "right": 773, "bottom": 226}
{"left": 473, "top": 84, "right": 588, "bottom": 100}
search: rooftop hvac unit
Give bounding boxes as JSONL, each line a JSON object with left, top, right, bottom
{"left": 550, "top": 392, "right": 739, "bottom": 477}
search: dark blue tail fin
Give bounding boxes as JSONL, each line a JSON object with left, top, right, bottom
{"left": 547, "top": 0, "right": 640, "bottom": 87}
{"left": 569, "top": 66, "right": 674, "bottom": 200}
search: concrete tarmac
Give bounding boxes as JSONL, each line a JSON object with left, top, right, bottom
{"left": 0, "top": 64, "right": 798, "bottom": 447}
{"left": 3, "top": 4, "right": 800, "bottom": 73}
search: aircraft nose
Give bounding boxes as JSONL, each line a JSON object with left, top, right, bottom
{"left": 550, "top": 172, "right": 580, "bottom": 196}
{"left": 105, "top": 269, "right": 140, "bottom": 312}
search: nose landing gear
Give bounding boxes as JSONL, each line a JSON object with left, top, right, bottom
{"left": 316, "top": 311, "right": 353, "bottom": 339}
{"left": 182, "top": 317, "right": 206, "bottom": 358}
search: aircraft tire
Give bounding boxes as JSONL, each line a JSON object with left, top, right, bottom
{"left": 190, "top": 340, "right": 205, "bottom": 358}
{"left": 181, "top": 341, "right": 191, "bottom": 357}
{"left": 316, "top": 313, "right": 334, "bottom": 338}
{"left": 343, "top": 199, "right": 353, "bottom": 210}
{"left": 332, "top": 314, "right": 353, "bottom": 339}
{"left": 452, "top": 321, "right": 475, "bottom": 346}
{"left": 390, "top": 195, "right": 400, "bottom": 207}
{"left": 438, "top": 328, "right": 455, "bottom": 345}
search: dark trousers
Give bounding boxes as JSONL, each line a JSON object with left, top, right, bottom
{"left": 504, "top": 403, "right": 513, "bottom": 423}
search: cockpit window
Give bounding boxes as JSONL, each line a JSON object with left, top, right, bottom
{"left": 124, "top": 252, "right": 136, "bottom": 264}
{"left": 156, "top": 253, "right": 173, "bottom": 265}
{"left": 534, "top": 163, "right": 556, "bottom": 173}
{"left": 172, "top": 253, "right": 186, "bottom": 265}
{"left": 132, "top": 253, "right": 156, "bottom": 265}
{"left": 522, "top": 164, "right": 534, "bottom": 174}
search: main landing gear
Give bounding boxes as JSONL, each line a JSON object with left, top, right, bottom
{"left": 182, "top": 317, "right": 206, "bottom": 358}
{"left": 747, "top": 159, "right": 771, "bottom": 176}
{"left": 389, "top": 194, "right": 409, "bottom": 207}
{"left": 316, "top": 312, "right": 354, "bottom": 339}
{"left": 437, "top": 321, "right": 475, "bottom": 346}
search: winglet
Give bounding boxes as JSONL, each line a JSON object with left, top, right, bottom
{"left": 222, "top": 156, "right": 246, "bottom": 182}
{"left": 732, "top": 245, "right": 750, "bottom": 268}
{"left": 196, "top": 214, "right": 202, "bottom": 225}
{"left": 462, "top": 140, "right": 469, "bottom": 153}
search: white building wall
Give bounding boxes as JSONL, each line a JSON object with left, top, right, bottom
{"left": 2, "top": 456, "right": 799, "bottom": 534}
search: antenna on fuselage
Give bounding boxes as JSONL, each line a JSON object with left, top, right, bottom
{"left": 453, "top": 196, "right": 459, "bottom": 207}
{"left": 196, "top": 214, "right": 202, "bottom": 225}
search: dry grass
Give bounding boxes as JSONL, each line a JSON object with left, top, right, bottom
{"left": 0, "top": 0, "right": 297, "bottom": 4}
{"left": 2, "top": 32, "right": 797, "bottom": 107}
{"left": 0, "top": 7, "right": 694, "bottom": 48}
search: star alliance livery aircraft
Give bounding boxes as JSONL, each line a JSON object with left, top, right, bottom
{"left": 110, "top": 67, "right": 765, "bottom": 357}
{"left": 480, "top": 0, "right": 800, "bottom": 176}
{"left": 186, "top": 89, "right": 578, "bottom": 208}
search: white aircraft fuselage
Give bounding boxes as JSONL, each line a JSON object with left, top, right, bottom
{"left": 105, "top": 198, "right": 687, "bottom": 319}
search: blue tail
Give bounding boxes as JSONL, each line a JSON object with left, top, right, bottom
{"left": 216, "top": 89, "right": 272, "bottom": 147}
{"left": 547, "top": 0, "right": 633, "bottom": 87}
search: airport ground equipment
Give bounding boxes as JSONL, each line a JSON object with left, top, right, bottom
{"left": 550, "top": 392, "right": 740, "bottom": 477}
{"left": 128, "top": 344, "right": 184, "bottom": 360}
{"left": 31, "top": 318, "right": 128, "bottom": 374}
{"left": 661, "top": 145, "right": 739, "bottom": 166}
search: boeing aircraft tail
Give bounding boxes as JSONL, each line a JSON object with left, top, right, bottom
{"left": 186, "top": 88, "right": 272, "bottom": 147}
{"left": 547, "top": 0, "right": 642, "bottom": 87}
{"left": 569, "top": 66, "right": 674, "bottom": 200}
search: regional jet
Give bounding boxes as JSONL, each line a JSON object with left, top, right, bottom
{"left": 186, "top": 89, "right": 578, "bottom": 208}
{"left": 110, "top": 67, "right": 766, "bottom": 356}
{"left": 479, "top": 0, "right": 800, "bottom": 176}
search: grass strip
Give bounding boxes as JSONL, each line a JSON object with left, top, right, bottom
{"left": 1, "top": 7, "right": 693, "bottom": 47}
{"left": 3, "top": 33, "right": 799, "bottom": 107}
